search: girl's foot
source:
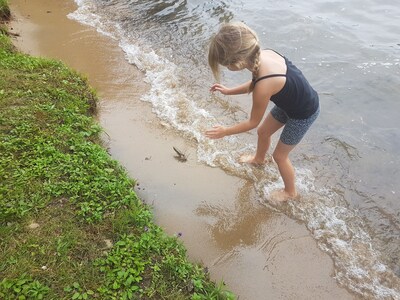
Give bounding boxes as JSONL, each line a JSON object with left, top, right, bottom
{"left": 269, "top": 188, "right": 298, "bottom": 202}
{"left": 239, "top": 154, "right": 266, "bottom": 165}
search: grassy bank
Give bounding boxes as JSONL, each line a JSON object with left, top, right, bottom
{"left": 0, "top": 2, "right": 235, "bottom": 299}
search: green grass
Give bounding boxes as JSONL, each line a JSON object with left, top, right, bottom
{"left": 0, "top": 7, "right": 235, "bottom": 300}
{"left": 0, "top": 0, "right": 10, "bottom": 21}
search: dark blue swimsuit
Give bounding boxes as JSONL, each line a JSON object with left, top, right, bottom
{"left": 252, "top": 51, "right": 319, "bottom": 120}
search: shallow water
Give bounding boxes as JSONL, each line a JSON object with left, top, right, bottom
{"left": 68, "top": 0, "right": 400, "bottom": 298}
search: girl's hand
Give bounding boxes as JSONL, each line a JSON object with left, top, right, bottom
{"left": 205, "top": 125, "right": 227, "bottom": 139}
{"left": 210, "top": 83, "right": 230, "bottom": 95}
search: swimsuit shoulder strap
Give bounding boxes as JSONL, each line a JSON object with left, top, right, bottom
{"left": 252, "top": 74, "right": 286, "bottom": 85}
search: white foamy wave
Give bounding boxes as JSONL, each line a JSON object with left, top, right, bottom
{"left": 266, "top": 172, "right": 400, "bottom": 300}
{"left": 119, "top": 41, "right": 219, "bottom": 144}
{"left": 68, "top": 0, "right": 118, "bottom": 39}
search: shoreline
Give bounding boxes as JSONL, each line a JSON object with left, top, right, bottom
{"left": 8, "top": 0, "right": 355, "bottom": 299}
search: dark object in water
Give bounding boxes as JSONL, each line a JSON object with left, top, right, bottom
{"left": 173, "top": 146, "right": 187, "bottom": 162}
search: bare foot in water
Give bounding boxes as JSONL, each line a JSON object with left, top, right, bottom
{"left": 239, "top": 154, "right": 266, "bottom": 165}
{"left": 269, "top": 189, "right": 298, "bottom": 202}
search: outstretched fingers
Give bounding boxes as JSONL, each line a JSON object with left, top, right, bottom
{"left": 205, "top": 125, "right": 226, "bottom": 139}
{"left": 210, "top": 83, "right": 229, "bottom": 94}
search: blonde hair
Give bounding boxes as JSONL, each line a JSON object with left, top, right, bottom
{"left": 208, "top": 22, "right": 261, "bottom": 93}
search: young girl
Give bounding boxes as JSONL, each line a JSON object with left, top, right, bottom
{"left": 205, "top": 22, "right": 320, "bottom": 201}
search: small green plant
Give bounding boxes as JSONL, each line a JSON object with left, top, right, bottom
{"left": 64, "top": 282, "right": 95, "bottom": 300}
{"left": 0, "top": 274, "right": 50, "bottom": 300}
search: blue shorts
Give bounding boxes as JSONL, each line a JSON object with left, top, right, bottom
{"left": 271, "top": 105, "right": 320, "bottom": 145}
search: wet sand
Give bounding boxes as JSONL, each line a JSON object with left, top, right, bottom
{"left": 9, "top": 1, "right": 356, "bottom": 299}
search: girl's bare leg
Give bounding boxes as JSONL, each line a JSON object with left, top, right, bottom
{"left": 240, "top": 112, "right": 284, "bottom": 164}
{"left": 271, "top": 141, "right": 297, "bottom": 201}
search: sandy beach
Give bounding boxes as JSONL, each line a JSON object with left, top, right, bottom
{"left": 8, "top": 0, "right": 356, "bottom": 299}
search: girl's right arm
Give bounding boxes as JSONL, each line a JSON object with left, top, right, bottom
{"left": 210, "top": 80, "right": 252, "bottom": 95}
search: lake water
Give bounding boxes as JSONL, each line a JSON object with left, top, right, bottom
{"left": 69, "top": 0, "right": 400, "bottom": 298}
